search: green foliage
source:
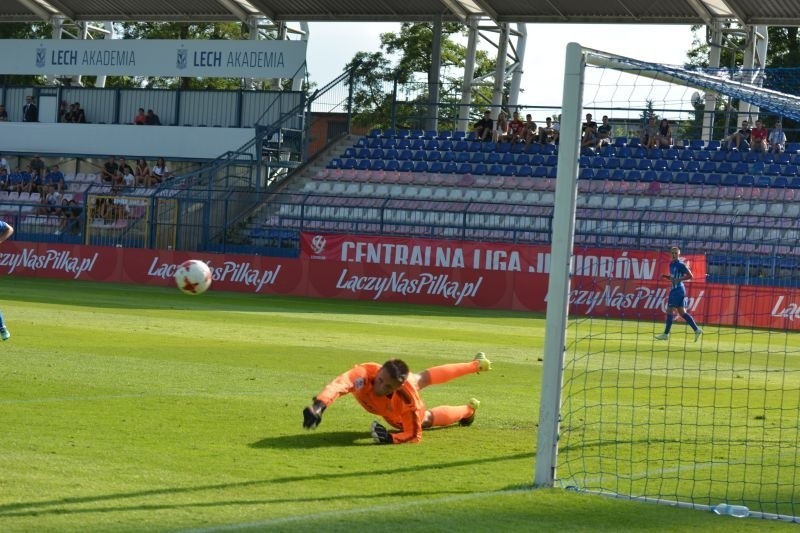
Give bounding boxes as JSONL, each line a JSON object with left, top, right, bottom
{"left": 0, "top": 278, "right": 797, "bottom": 531}
{"left": 0, "top": 22, "right": 52, "bottom": 86}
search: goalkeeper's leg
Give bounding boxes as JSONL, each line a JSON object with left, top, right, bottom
{"left": 423, "top": 399, "right": 480, "bottom": 428}
{"left": 414, "top": 352, "right": 492, "bottom": 390}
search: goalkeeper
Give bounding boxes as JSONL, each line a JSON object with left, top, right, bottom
{"left": 302, "top": 353, "right": 491, "bottom": 444}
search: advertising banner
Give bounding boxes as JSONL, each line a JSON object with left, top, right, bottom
{"left": 0, "top": 39, "right": 307, "bottom": 78}
{"left": 0, "top": 238, "right": 791, "bottom": 330}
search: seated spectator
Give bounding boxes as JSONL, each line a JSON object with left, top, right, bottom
{"left": 151, "top": 158, "right": 170, "bottom": 183}
{"left": 11, "top": 167, "right": 31, "bottom": 193}
{"left": 118, "top": 157, "right": 134, "bottom": 177}
{"left": 133, "top": 108, "right": 146, "bottom": 125}
{"left": 0, "top": 154, "right": 11, "bottom": 174}
{"left": 725, "top": 120, "right": 751, "bottom": 151}
{"left": 135, "top": 158, "right": 151, "bottom": 186}
{"left": 655, "top": 119, "right": 672, "bottom": 148}
{"left": 768, "top": 121, "right": 787, "bottom": 153}
{"left": 121, "top": 165, "right": 136, "bottom": 188}
{"left": 597, "top": 115, "right": 613, "bottom": 147}
{"left": 71, "top": 102, "right": 86, "bottom": 123}
{"left": 38, "top": 183, "right": 62, "bottom": 215}
{"left": 494, "top": 111, "right": 508, "bottom": 143}
{"left": 521, "top": 114, "right": 538, "bottom": 147}
{"left": 472, "top": 110, "right": 493, "bottom": 141}
{"left": 0, "top": 167, "right": 8, "bottom": 190}
{"left": 101, "top": 156, "right": 118, "bottom": 183}
{"left": 642, "top": 117, "right": 658, "bottom": 149}
{"left": 750, "top": 119, "right": 768, "bottom": 152}
{"left": 538, "top": 116, "right": 556, "bottom": 145}
{"left": 43, "top": 165, "right": 65, "bottom": 192}
{"left": 506, "top": 111, "right": 525, "bottom": 143}
{"left": 0, "top": 104, "right": 7, "bottom": 122}
{"left": 29, "top": 154, "right": 45, "bottom": 179}
{"left": 581, "top": 122, "right": 598, "bottom": 150}
{"left": 58, "top": 100, "right": 69, "bottom": 122}
{"left": 27, "top": 165, "right": 43, "bottom": 194}
{"left": 56, "top": 198, "right": 83, "bottom": 235}
{"left": 145, "top": 109, "right": 161, "bottom": 125}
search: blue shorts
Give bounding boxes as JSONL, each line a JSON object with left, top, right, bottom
{"left": 668, "top": 287, "right": 687, "bottom": 308}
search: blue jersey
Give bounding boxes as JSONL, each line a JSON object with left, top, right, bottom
{"left": 669, "top": 259, "right": 691, "bottom": 289}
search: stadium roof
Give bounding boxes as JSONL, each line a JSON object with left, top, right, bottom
{"left": 3, "top": 0, "right": 800, "bottom": 26}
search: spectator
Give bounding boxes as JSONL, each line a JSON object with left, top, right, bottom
{"left": 0, "top": 154, "right": 10, "bottom": 174}
{"left": 0, "top": 168, "right": 8, "bottom": 190}
{"left": 725, "top": 120, "right": 751, "bottom": 151}
{"left": 0, "top": 105, "right": 7, "bottom": 122}
{"left": 521, "top": 114, "right": 538, "bottom": 147}
{"left": 43, "top": 165, "right": 65, "bottom": 193}
{"left": 493, "top": 111, "right": 508, "bottom": 143}
{"left": 71, "top": 102, "right": 86, "bottom": 124}
{"left": 22, "top": 95, "right": 38, "bottom": 122}
{"left": 27, "top": 165, "right": 43, "bottom": 194}
{"left": 506, "top": 111, "right": 525, "bottom": 143}
{"left": 8, "top": 168, "right": 24, "bottom": 192}
{"left": 38, "top": 183, "right": 62, "bottom": 215}
{"left": 118, "top": 157, "right": 134, "bottom": 177}
{"left": 13, "top": 166, "right": 32, "bottom": 193}
{"left": 29, "top": 154, "right": 45, "bottom": 179}
{"left": 101, "top": 156, "right": 118, "bottom": 183}
{"left": 552, "top": 114, "right": 561, "bottom": 145}
{"left": 581, "top": 122, "right": 597, "bottom": 150}
{"left": 145, "top": 109, "right": 161, "bottom": 126}
{"left": 642, "top": 117, "right": 658, "bottom": 149}
{"left": 597, "top": 115, "right": 613, "bottom": 147}
{"left": 750, "top": 119, "right": 768, "bottom": 152}
{"left": 151, "top": 157, "right": 170, "bottom": 183}
{"left": 582, "top": 113, "right": 597, "bottom": 135}
{"left": 58, "top": 100, "right": 69, "bottom": 122}
{"left": 135, "top": 158, "right": 151, "bottom": 186}
{"left": 538, "top": 116, "right": 556, "bottom": 145}
{"left": 472, "top": 110, "right": 493, "bottom": 142}
{"left": 121, "top": 165, "right": 136, "bottom": 188}
{"left": 768, "top": 121, "right": 787, "bottom": 153}
{"left": 133, "top": 108, "right": 146, "bottom": 125}
{"left": 56, "top": 198, "right": 83, "bottom": 235}
{"left": 655, "top": 119, "right": 672, "bottom": 148}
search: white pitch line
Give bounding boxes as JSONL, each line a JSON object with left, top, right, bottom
{"left": 178, "top": 488, "right": 529, "bottom": 533}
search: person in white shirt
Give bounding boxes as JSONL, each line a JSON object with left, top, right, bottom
{"left": 151, "top": 157, "right": 170, "bottom": 184}
{"left": 768, "top": 121, "right": 787, "bottom": 153}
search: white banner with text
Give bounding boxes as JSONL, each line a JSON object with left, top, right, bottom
{"left": 0, "top": 39, "right": 307, "bottom": 78}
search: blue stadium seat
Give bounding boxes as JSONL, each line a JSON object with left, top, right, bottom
{"left": 413, "top": 161, "right": 429, "bottom": 173}
{"left": 456, "top": 152, "right": 470, "bottom": 163}
{"left": 669, "top": 160, "right": 684, "bottom": 171}
{"left": 467, "top": 141, "right": 482, "bottom": 152}
{"left": 496, "top": 142, "right": 512, "bottom": 153}
{"left": 764, "top": 163, "right": 781, "bottom": 176}
{"left": 532, "top": 166, "right": 547, "bottom": 178}
{"left": 657, "top": 171, "right": 673, "bottom": 183}
{"left": 580, "top": 168, "right": 595, "bottom": 179}
{"left": 397, "top": 149, "right": 412, "bottom": 161}
{"left": 481, "top": 141, "right": 497, "bottom": 153}
{"left": 385, "top": 160, "right": 400, "bottom": 172}
{"left": 647, "top": 148, "right": 663, "bottom": 159}
{"left": 454, "top": 140, "right": 468, "bottom": 152}
{"left": 342, "top": 158, "right": 357, "bottom": 169}
{"left": 700, "top": 161, "right": 716, "bottom": 173}
{"left": 370, "top": 148, "right": 385, "bottom": 159}
{"left": 486, "top": 152, "right": 501, "bottom": 164}
{"left": 740, "top": 175, "right": 756, "bottom": 187}
{"left": 428, "top": 161, "right": 444, "bottom": 173}
{"left": 678, "top": 149, "right": 693, "bottom": 161}
{"left": 382, "top": 128, "right": 396, "bottom": 139}
{"left": 755, "top": 175, "right": 771, "bottom": 187}
{"left": 611, "top": 169, "right": 626, "bottom": 181}
{"left": 689, "top": 173, "right": 705, "bottom": 185}
{"left": 356, "top": 147, "right": 371, "bottom": 159}
{"left": 544, "top": 155, "right": 559, "bottom": 166}
{"left": 706, "top": 140, "right": 721, "bottom": 150}
{"left": 590, "top": 156, "right": 605, "bottom": 169}
{"left": 368, "top": 128, "right": 382, "bottom": 138}
{"left": 705, "top": 173, "right": 723, "bottom": 186}
{"left": 530, "top": 154, "right": 546, "bottom": 166}
{"left": 621, "top": 158, "right": 637, "bottom": 170}
{"left": 367, "top": 137, "right": 383, "bottom": 149}
{"left": 605, "top": 158, "right": 620, "bottom": 170}
{"left": 789, "top": 177, "right": 800, "bottom": 189}
{"left": 501, "top": 152, "right": 516, "bottom": 165}
{"left": 382, "top": 138, "right": 397, "bottom": 149}
{"left": 673, "top": 171, "right": 690, "bottom": 184}
{"left": 599, "top": 146, "right": 616, "bottom": 157}
{"left": 693, "top": 150, "right": 711, "bottom": 161}
{"left": 423, "top": 130, "right": 437, "bottom": 140}
{"left": 541, "top": 144, "right": 557, "bottom": 155}
{"left": 614, "top": 137, "right": 628, "bottom": 147}
{"left": 717, "top": 161, "right": 733, "bottom": 174}
{"left": 515, "top": 154, "right": 530, "bottom": 165}
{"left": 510, "top": 142, "right": 524, "bottom": 154}
{"left": 772, "top": 175, "right": 789, "bottom": 188}
{"left": 457, "top": 162, "right": 472, "bottom": 174}
{"left": 442, "top": 162, "right": 458, "bottom": 174}
{"left": 725, "top": 150, "right": 742, "bottom": 162}
{"left": 397, "top": 138, "right": 411, "bottom": 149}
{"left": 689, "top": 139, "right": 704, "bottom": 150}
{"left": 595, "top": 169, "right": 611, "bottom": 180}
{"left": 452, "top": 131, "right": 466, "bottom": 141}
{"left": 652, "top": 159, "right": 669, "bottom": 171}
{"left": 437, "top": 130, "right": 452, "bottom": 141}
{"left": 408, "top": 129, "right": 424, "bottom": 140}
{"left": 637, "top": 159, "right": 653, "bottom": 171}
{"left": 328, "top": 158, "right": 344, "bottom": 169}
{"left": 664, "top": 148, "right": 680, "bottom": 160}
{"left": 396, "top": 129, "right": 410, "bottom": 139}
{"left": 732, "top": 162, "right": 749, "bottom": 174}
{"left": 579, "top": 156, "right": 591, "bottom": 167}
{"left": 526, "top": 143, "right": 543, "bottom": 155}
{"left": 439, "top": 140, "right": 453, "bottom": 151}
{"left": 517, "top": 165, "right": 533, "bottom": 177}
{"left": 470, "top": 152, "right": 485, "bottom": 163}
{"left": 399, "top": 160, "right": 414, "bottom": 172}
{"left": 357, "top": 159, "right": 371, "bottom": 170}
{"left": 743, "top": 151, "right": 760, "bottom": 163}
{"left": 412, "top": 150, "right": 427, "bottom": 161}
{"left": 711, "top": 150, "right": 727, "bottom": 162}
{"left": 488, "top": 164, "right": 503, "bottom": 176}
{"left": 633, "top": 147, "right": 648, "bottom": 158}
{"left": 627, "top": 138, "right": 641, "bottom": 148}
{"left": 473, "top": 163, "right": 488, "bottom": 175}
{"left": 624, "top": 170, "right": 642, "bottom": 182}
{"left": 750, "top": 161, "right": 765, "bottom": 174}
{"left": 501, "top": 164, "right": 516, "bottom": 176}
{"left": 781, "top": 164, "right": 798, "bottom": 177}
{"left": 410, "top": 138, "right": 425, "bottom": 150}
{"left": 370, "top": 159, "right": 386, "bottom": 171}
{"left": 641, "top": 170, "right": 657, "bottom": 182}
{"left": 721, "top": 174, "right": 739, "bottom": 186}
{"left": 428, "top": 150, "right": 441, "bottom": 162}
{"left": 547, "top": 166, "right": 558, "bottom": 178}
{"left": 441, "top": 151, "right": 455, "bottom": 163}
{"left": 617, "top": 146, "right": 632, "bottom": 158}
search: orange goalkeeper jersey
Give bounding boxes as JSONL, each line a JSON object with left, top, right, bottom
{"left": 315, "top": 363, "right": 425, "bottom": 443}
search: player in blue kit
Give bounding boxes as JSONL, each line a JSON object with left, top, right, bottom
{"left": 0, "top": 220, "right": 13, "bottom": 340}
{"left": 655, "top": 246, "right": 702, "bottom": 342}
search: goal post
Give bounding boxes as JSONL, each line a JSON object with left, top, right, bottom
{"left": 534, "top": 42, "right": 800, "bottom": 523}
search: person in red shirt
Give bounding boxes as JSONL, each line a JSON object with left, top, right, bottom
{"left": 302, "top": 353, "right": 492, "bottom": 444}
{"left": 750, "top": 119, "right": 768, "bottom": 152}
{"left": 507, "top": 111, "right": 525, "bottom": 143}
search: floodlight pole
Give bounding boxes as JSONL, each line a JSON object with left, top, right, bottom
{"left": 534, "top": 42, "right": 584, "bottom": 488}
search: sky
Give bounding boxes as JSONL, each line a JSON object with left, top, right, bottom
{"left": 304, "top": 22, "right": 700, "bottom": 117}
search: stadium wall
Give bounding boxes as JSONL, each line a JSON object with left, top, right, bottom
{"left": 2, "top": 236, "right": 799, "bottom": 329}
{"left": 0, "top": 123, "right": 257, "bottom": 160}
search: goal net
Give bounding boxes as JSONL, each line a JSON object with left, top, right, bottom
{"left": 535, "top": 43, "right": 800, "bottom": 523}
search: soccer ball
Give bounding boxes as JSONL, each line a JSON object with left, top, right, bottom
{"left": 174, "top": 259, "right": 212, "bottom": 295}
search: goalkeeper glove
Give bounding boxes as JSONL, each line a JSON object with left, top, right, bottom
{"left": 302, "top": 398, "right": 326, "bottom": 429}
{"left": 370, "top": 421, "right": 393, "bottom": 444}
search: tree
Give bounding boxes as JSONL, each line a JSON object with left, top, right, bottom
{"left": 345, "top": 22, "right": 498, "bottom": 131}
{"left": 0, "top": 23, "right": 52, "bottom": 86}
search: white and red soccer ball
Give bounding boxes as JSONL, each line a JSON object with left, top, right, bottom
{"left": 174, "top": 259, "right": 212, "bottom": 295}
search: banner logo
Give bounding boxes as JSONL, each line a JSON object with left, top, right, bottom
{"left": 311, "top": 235, "right": 327, "bottom": 255}
{"left": 35, "top": 46, "right": 46, "bottom": 68}
{"left": 176, "top": 47, "right": 187, "bottom": 70}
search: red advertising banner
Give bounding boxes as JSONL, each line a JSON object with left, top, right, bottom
{"left": 0, "top": 237, "right": 792, "bottom": 330}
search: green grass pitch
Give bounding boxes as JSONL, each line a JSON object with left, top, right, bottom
{"left": 0, "top": 277, "right": 795, "bottom": 532}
